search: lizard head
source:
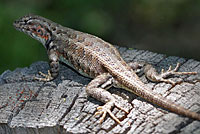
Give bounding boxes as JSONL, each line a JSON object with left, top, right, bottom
{"left": 13, "top": 14, "right": 53, "bottom": 49}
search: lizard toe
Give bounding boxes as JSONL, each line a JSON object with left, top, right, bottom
{"left": 94, "top": 105, "right": 121, "bottom": 124}
{"left": 34, "top": 70, "right": 54, "bottom": 81}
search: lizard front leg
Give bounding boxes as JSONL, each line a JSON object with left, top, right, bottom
{"left": 35, "top": 47, "right": 59, "bottom": 81}
{"left": 86, "top": 73, "right": 128, "bottom": 124}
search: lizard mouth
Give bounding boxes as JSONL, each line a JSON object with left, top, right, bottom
{"left": 13, "top": 19, "right": 32, "bottom": 35}
{"left": 13, "top": 20, "right": 25, "bottom": 31}
{"left": 13, "top": 14, "right": 36, "bottom": 31}
{"left": 13, "top": 20, "right": 20, "bottom": 29}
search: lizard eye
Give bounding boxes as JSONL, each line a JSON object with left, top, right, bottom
{"left": 36, "top": 28, "right": 43, "bottom": 35}
{"left": 37, "top": 29, "right": 41, "bottom": 33}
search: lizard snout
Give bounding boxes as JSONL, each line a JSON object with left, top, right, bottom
{"left": 13, "top": 20, "right": 22, "bottom": 29}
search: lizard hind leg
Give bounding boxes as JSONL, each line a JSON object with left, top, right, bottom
{"left": 144, "top": 62, "right": 197, "bottom": 85}
{"left": 128, "top": 61, "right": 146, "bottom": 73}
{"left": 86, "top": 73, "right": 128, "bottom": 124}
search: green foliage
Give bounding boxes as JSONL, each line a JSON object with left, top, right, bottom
{"left": 0, "top": 0, "right": 200, "bottom": 74}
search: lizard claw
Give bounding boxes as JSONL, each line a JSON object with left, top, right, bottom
{"left": 94, "top": 105, "right": 121, "bottom": 124}
{"left": 34, "top": 70, "right": 53, "bottom": 81}
{"left": 161, "top": 63, "right": 197, "bottom": 76}
{"left": 171, "top": 63, "right": 197, "bottom": 75}
{"left": 154, "top": 63, "right": 197, "bottom": 85}
{"left": 115, "top": 103, "right": 129, "bottom": 114}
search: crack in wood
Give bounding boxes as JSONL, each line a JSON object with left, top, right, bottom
{"left": 58, "top": 94, "right": 79, "bottom": 123}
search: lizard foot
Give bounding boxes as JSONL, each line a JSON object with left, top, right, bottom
{"left": 161, "top": 63, "right": 197, "bottom": 76}
{"left": 158, "top": 63, "right": 197, "bottom": 85}
{"left": 34, "top": 70, "right": 54, "bottom": 81}
{"left": 94, "top": 105, "right": 121, "bottom": 124}
{"left": 94, "top": 102, "right": 128, "bottom": 124}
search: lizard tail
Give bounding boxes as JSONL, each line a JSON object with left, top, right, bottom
{"left": 145, "top": 91, "right": 200, "bottom": 121}
{"left": 123, "top": 79, "right": 200, "bottom": 121}
{"left": 105, "top": 56, "right": 200, "bottom": 120}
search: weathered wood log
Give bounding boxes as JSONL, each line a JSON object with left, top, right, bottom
{"left": 0, "top": 47, "right": 200, "bottom": 134}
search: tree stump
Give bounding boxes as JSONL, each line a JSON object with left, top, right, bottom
{"left": 0, "top": 47, "right": 200, "bottom": 134}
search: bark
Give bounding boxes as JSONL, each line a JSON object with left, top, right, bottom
{"left": 0, "top": 47, "right": 200, "bottom": 134}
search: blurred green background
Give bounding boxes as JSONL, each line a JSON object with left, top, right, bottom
{"left": 1, "top": 0, "right": 200, "bottom": 74}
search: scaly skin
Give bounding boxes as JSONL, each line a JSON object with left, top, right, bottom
{"left": 13, "top": 14, "right": 200, "bottom": 124}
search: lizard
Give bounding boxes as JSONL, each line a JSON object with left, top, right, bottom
{"left": 13, "top": 14, "right": 200, "bottom": 124}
